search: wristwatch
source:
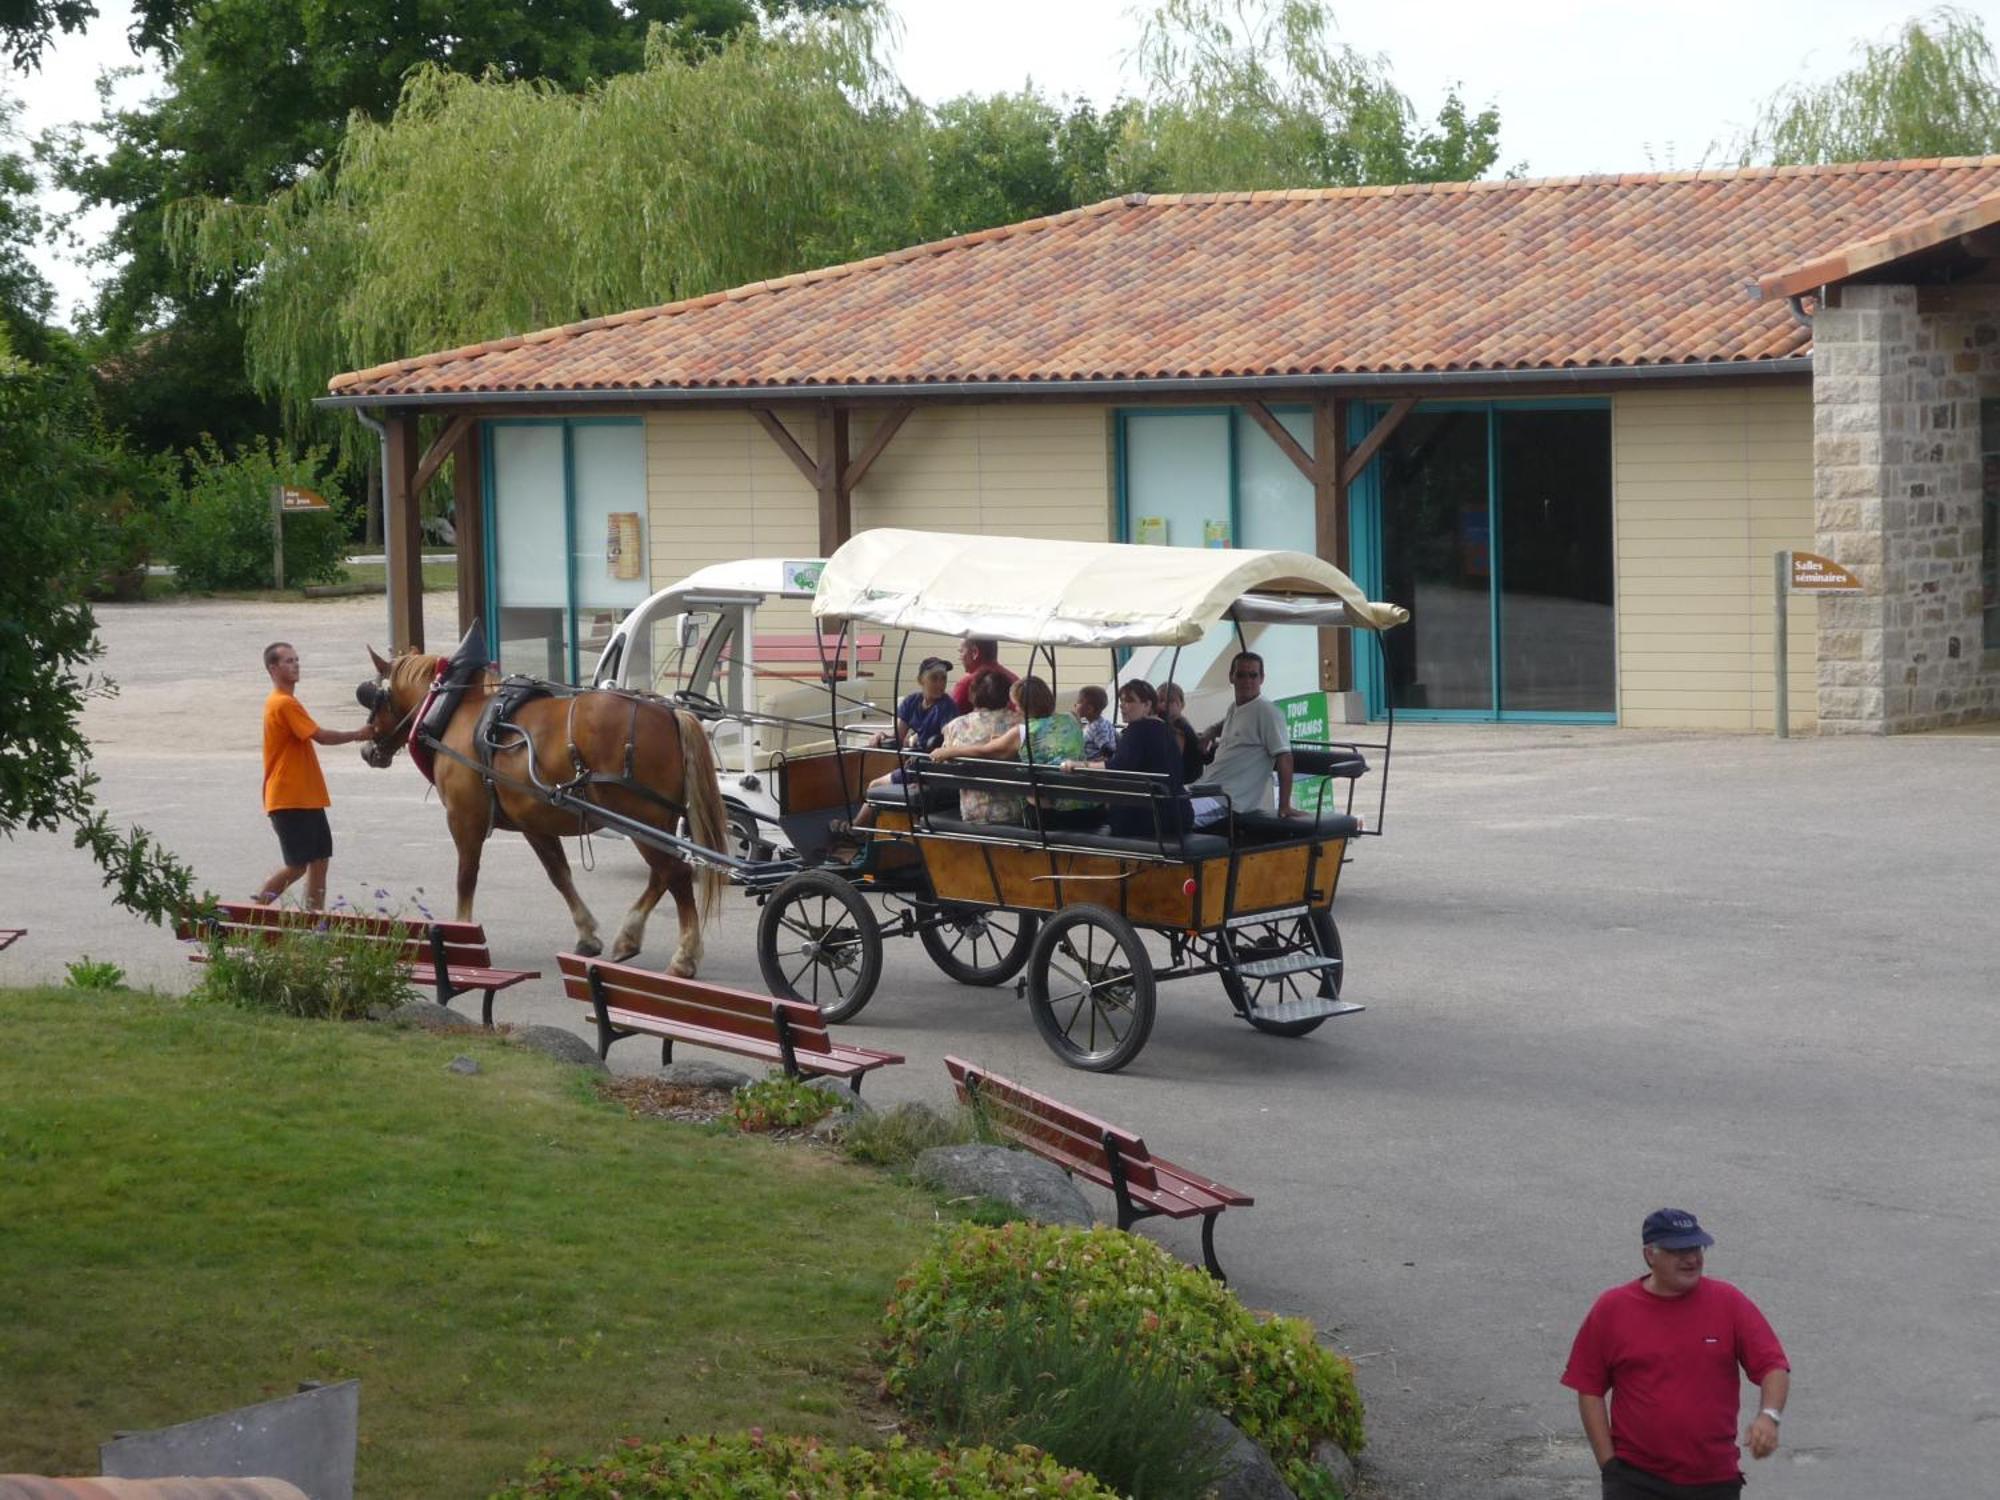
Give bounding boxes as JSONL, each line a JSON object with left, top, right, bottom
{"left": 1758, "top": 1408, "right": 1783, "bottom": 1425}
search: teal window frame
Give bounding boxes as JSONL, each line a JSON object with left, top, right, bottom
{"left": 481, "top": 416, "right": 645, "bottom": 683}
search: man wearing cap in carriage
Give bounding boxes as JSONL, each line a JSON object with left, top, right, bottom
{"left": 1563, "top": 1207, "right": 1791, "bottom": 1499}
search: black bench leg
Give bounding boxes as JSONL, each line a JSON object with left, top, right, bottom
{"left": 660, "top": 1036, "right": 673, "bottom": 1066}
{"left": 587, "top": 967, "right": 619, "bottom": 1060}
{"left": 482, "top": 989, "right": 496, "bottom": 1028}
{"left": 1199, "top": 1214, "right": 1227, "bottom": 1284}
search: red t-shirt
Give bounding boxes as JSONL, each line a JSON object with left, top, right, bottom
{"left": 950, "top": 662, "right": 1018, "bottom": 713}
{"left": 1562, "top": 1277, "right": 1788, "bottom": 1485}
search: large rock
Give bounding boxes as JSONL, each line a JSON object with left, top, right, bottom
{"left": 379, "top": 999, "right": 470, "bottom": 1031}
{"left": 912, "top": 1144, "right": 1094, "bottom": 1227}
{"left": 660, "top": 1059, "right": 755, "bottom": 1092}
{"left": 1196, "top": 1408, "right": 1296, "bottom": 1500}
{"left": 800, "top": 1074, "right": 872, "bottom": 1114}
{"left": 508, "top": 1024, "right": 607, "bottom": 1071}
{"left": 1311, "top": 1437, "right": 1357, "bottom": 1496}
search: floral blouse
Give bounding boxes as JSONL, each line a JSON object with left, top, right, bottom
{"left": 941, "top": 707, "right": 1024, "bottom": 824}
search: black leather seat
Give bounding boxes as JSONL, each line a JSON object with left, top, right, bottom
{"left": 1232, "top": 809, "right": 1362, "bottom": 842}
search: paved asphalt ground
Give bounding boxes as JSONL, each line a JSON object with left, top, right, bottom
{"left": 4, "top": 592, "right": 1997, "bottom": 1498}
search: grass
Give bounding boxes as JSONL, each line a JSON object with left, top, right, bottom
{"left": 137, "top": 559, "right": 457, "bottom": 601}
{"left": 0, "top": 987, "right": 935, "bottom": 1497}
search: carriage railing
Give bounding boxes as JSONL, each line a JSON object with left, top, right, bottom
{"left": 898, "top": 755, "right": 1231, "bottom": 865}
{"left": 1286, "top": 737, "right": 1390, "bottom": 836}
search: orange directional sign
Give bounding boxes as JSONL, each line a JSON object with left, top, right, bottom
{"left": 275, "top": 484, "right": 331, "bottom": 512}
{"left": 1787, "top": 552, "right": 1863, "bottom": 592}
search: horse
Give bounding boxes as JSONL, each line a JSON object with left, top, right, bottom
{"left": 356, "top": 646, "right": 729, "bottom": 976}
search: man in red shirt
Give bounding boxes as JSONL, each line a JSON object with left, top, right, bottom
{"left": 1563, "top": 1209, "right": 1790, "bottom": 1499}
{"left": 255, "top": 641, "right": 374, "bottom": 910}
{"left": 949, "top": 638, "right": 1017, "bottom": 713}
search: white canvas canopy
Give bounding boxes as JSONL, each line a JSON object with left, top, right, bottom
{"left": 812, "top": 529, "right": 1409, "bottom": 648}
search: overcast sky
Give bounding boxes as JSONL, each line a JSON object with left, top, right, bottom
{"left": 5, "top": 0, "right": 1998, "bottom": 319}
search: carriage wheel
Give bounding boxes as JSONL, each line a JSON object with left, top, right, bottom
{"left": 1025, "top": 905, "right": 1156, "bottom": 1073}
{"left": 756, "top": 869, "right": 883, "bottom": 1023}
{"left": 724, "top": 805, "right": 774, "bottom": 864}
{"left": 918, "top": 904, "right": 1038, "bottom": 987}
{"left": 1219, "top": 908, "right": 1344, "bottom": 1037}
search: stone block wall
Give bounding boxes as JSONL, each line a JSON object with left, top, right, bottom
{"left": 1811, "top": 283, "right": 2000, "bottom": 732}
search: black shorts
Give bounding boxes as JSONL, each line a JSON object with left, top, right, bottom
{"left": 269, "top": 807, "right": 333, "bottom": 866}
{"left": 1601, "top": 1458, "right": 1743, "bottom": 1500}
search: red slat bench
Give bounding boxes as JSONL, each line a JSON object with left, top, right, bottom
{"left": 945, "top": 1055, "right": 1253, "bottom": 1281}
{"left": 557, "top": 951, "right": 902, "bottom": 1088}
{"left": 175, "top": 902, "right": 538, "bottom": 1025}
{"left": 0, "top": 930, "right": 24, "bottom": 950}
{"left": 718, "top": 632, "right": 885, "bottom": 682}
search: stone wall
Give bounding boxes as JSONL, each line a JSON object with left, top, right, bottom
{"left": 1811, "top": 283, "right": 2000, "bottom": 732}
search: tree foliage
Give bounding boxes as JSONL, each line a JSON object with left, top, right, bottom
{"left": 1742, "top": 6, "right": 2000, "bottom": 164}
{"left": 0, "top": 94, "right": 56, "bottom": 360}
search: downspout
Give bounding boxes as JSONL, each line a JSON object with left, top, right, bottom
{"left": 1786, "top": 291, "right": 1818, "bottom": 330}
{"left": 352, "top": 407, "right": 393, "bottom": 649}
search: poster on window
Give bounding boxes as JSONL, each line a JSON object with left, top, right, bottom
{"left": 1136, "top": 515, "right": 1169, "bottom": 546}
{"left": 1203, "top": 519, "right": 1232, "bottom": 548}
{"left": 606, "top": 512, "right": 643, "bottom": 581}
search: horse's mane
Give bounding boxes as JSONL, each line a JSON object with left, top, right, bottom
{"left": 389, "top": 651, "right": 442, "bottom": 700}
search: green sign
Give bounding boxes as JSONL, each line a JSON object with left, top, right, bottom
{"left": 783, "top": 560, "right": 825, "bottom": 594}
{"left": 1278, "top": 690, "right": 1338, "bottom": 812}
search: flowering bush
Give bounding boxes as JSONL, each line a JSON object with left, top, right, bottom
{"left": 883, "top": 1223, "right": 1364, "bottom": 1493}
{"left": 495, "top": 1431, "right": 1120, "bottom": 1497}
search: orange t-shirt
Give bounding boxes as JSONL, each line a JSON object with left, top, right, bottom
{"left": 263, "top": 690, "right": 330, "bottom": 812}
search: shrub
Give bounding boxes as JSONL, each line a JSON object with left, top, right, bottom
{"left": 62, "top": 956, "right": 127, "bottom": 990}
{"left": 883, "top": 1223, "right": 1365, "bottom": 1495}
{"left": 840, "top": 1100, "right": 980, "bottom": 1169}
{"left": 729, "top": 1075, "right": 840, "bottom": 1132}
{"left": 193, "top": 923, "right": 414, "bottom": 1020}
{"left": 162, "top": 436, "right": 350, "bottom": 592}
{"left": 896, "top": 1296, "right": 1226, "bottom": 1500}
{"left": 495, "top": 1431, "right": 1122, "bottom": 1498}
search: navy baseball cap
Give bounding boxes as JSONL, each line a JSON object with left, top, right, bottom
{"left": 1642, "top": 1208, "right": 1715, "bottom": 1250}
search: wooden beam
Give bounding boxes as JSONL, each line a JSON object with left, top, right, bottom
{"left": 1340, "top": 397, "right": 1416, "bottom": 488}
{"left": 384, "top": 413, "right": 425, "bottom": 653}
{"left": 450, "top": 422, "right": 485, "bottom": 638}
{"left": 409, "top": 413, "right": 474, "bottom": 499}
{"left": 1312, "top": 396, "right": 1347, "bottom": 692}
{"left": 751, "top": 408, "right": 818, "bottom": 487}
{"left": 814, "top": 405, "right": 852, "bottom": 557}
{"left": 843, "top": 404, "right": 913, "bottom": 492}
{"left": 1239, "top": 399, "right": 1316, "bottom": 482}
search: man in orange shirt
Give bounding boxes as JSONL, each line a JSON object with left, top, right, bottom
{"left": 256, "top": 641, "right": 375, "bottom": 909}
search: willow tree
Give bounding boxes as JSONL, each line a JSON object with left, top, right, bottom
{"left": 170, "top": 14, "right": 921, "bottom": 440}
{"left": 1743, "top": 7, "right": 2000, "bottom": 164}
{"left": 1122, "top": 0, "right": 1504, "bottom": 190}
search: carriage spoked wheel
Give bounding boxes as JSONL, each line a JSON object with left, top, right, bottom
{"left": 918, "top": 903, "right": 1038, "bottom": 987}
{"left": 756, "top": 869, "right": 883, "bottom": 1022}
{"left": 1217, "top": 908, "right": 1344, "bottom": 1037}
{"left": 1024, "top": 905, "right": 1156, "bottom": 1073}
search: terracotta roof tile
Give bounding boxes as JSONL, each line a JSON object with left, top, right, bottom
{"left": 328, "top": 158, "right": 2000, "bottom": 398}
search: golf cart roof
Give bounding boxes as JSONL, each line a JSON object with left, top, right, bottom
{"left": 812, "top": 529, "right": 1409, "bottom": 648}
{"left": 638, "top": 557, "right": 826, "bottom": 612}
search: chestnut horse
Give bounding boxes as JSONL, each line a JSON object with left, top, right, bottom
{"left": 358, "top": 647, "right": 729, "bottom": 976}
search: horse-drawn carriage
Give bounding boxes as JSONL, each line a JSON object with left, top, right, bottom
{"left": 743, "top": 529, "right": 1408, "bottom": 1072}
{"left": 356, "top": 528, "right": 1406, "bottom": 1074}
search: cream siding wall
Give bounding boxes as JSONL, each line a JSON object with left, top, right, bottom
{"left": 645, "top": 405, "right": 1115, "bottom": 703}
{"left": 1612, "top": 384, "right": 1817, "bottom": 732}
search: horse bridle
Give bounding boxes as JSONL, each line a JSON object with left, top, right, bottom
{"left": 356, "top": 676, "right": 418, "bottom": 768}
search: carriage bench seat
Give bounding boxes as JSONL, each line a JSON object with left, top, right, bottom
{"left": 945, "top": 1055, "right": 1253, "bottom": 1280}
{"left": 918, "top": 816, "right": 1231, "bottom": 863}
{"left": 556, "top": 951, "right": 903, "bottom": 1088}
{"left": 176, "top": 902, "right": 538, "bottom": 1025}
{"left": 1233, "top": 809, "right": 1362, "bottom": 842}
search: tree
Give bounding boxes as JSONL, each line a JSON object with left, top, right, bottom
{"left": 0, "top": 0, "right": 94, "bottom": 70}
{"left": 0, "top": 93, "right": 56, "bottom": 361}
{"left": 171, "top": 14, "right": 923, "bottom": 440}
{"left": 1742, "top": 6, "right": 2000, "bottom": 164}
{"left": 1121, "top": 0, "right": 1503, "bottom": 190}
{"left": 916, "top": 92, "right": 1145, "bottom": 241}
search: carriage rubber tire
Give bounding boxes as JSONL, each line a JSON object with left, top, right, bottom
{"left": 917, "top": 904, "right": 1038, "bottom": 987}
{"left": 1024, "top": 905, "right": 1157, "bottom": 1073}
{"left": 725, "top": 805, "right": 775, "bottom": 865}
{"left": 1220, "top": 908, "right": 1344, "bottom": 1037}
{"left": 756, "top": 869, "right": 883, "bottom": 1023}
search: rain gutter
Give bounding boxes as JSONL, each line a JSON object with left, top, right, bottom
{"left": 316, "top": 357, "right": 1813, "bottom": 412}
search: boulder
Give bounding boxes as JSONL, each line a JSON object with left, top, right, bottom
{"left": 379, "top": 999, "right": 469, "bottom": 1031}
{"left": 1311, "top": 1438, "right": 1357, "bottom": 1496}
{"left": 660, "top": 1059, "right": 755, "bottom": 1092}
{"left": 800, "top": 1075, "right": 872, "bottom": 1114}
{"left": 912, "top": 1144, "right": 1094, "bottom": 1227}
{"left": 1196, "top": 1408, "right": 1296, "bottom": 1500}
{"left": 446, "top": 1055, "right": 481, "bottom": 1075}
{"left": 508, "top": 1024, "right": 608, "bottom": 1071}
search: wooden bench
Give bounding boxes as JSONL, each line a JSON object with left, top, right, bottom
{"left": 0, "top": 929, "right": 24, "bottom": 950}
{"left": 719, "top": 632, "right": 885, "bottom": 682}
{"left": 945, "top": 1055, "right": 1253, "bottom": 1281}
{"left": 557, "top": 951, "right": 903, "bottom": 1087}
{"left": 175, "top": 902, "right": 538, "bottom": 1025}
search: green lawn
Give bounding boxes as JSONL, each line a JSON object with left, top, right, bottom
{"left": 0, "top": 989, "right": 934, "bottom": 1496}
{"left": 138, "top": 559, "right": 457, "bottom": 601}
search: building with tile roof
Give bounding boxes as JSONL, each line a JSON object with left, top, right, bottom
{"left": 329, "top": 157, "right": 2000, "bottom": 734}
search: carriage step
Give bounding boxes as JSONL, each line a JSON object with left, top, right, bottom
{"left": 1235, "top": 952, "right": 1342, "bottom": 980}
{"left": 1246, "top": 996, "right": 1367, "bottom": 1024}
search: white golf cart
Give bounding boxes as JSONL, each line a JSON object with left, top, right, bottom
{"left": 588, "top": 557, "right": 885, "bottom": 858}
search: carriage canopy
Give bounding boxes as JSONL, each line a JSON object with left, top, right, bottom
{"left": 812, "top": 529, "right": 1409, "bottom": 649}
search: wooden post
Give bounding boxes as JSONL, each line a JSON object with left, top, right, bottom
{"left": 814, "top": 404, "right": 852, "bottom": 558}
{"left": 384, "top": 412, "right": 424, "bottom": 653}
{"left": 1313, "top": 396, "right": 1349, "bottom": 692}
{"left": 451, "top": 422, "right": 485, "bottom": 638}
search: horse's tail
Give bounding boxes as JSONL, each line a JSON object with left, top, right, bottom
{"left": 675, "top": 709, "right": 729, "bottom": 923}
